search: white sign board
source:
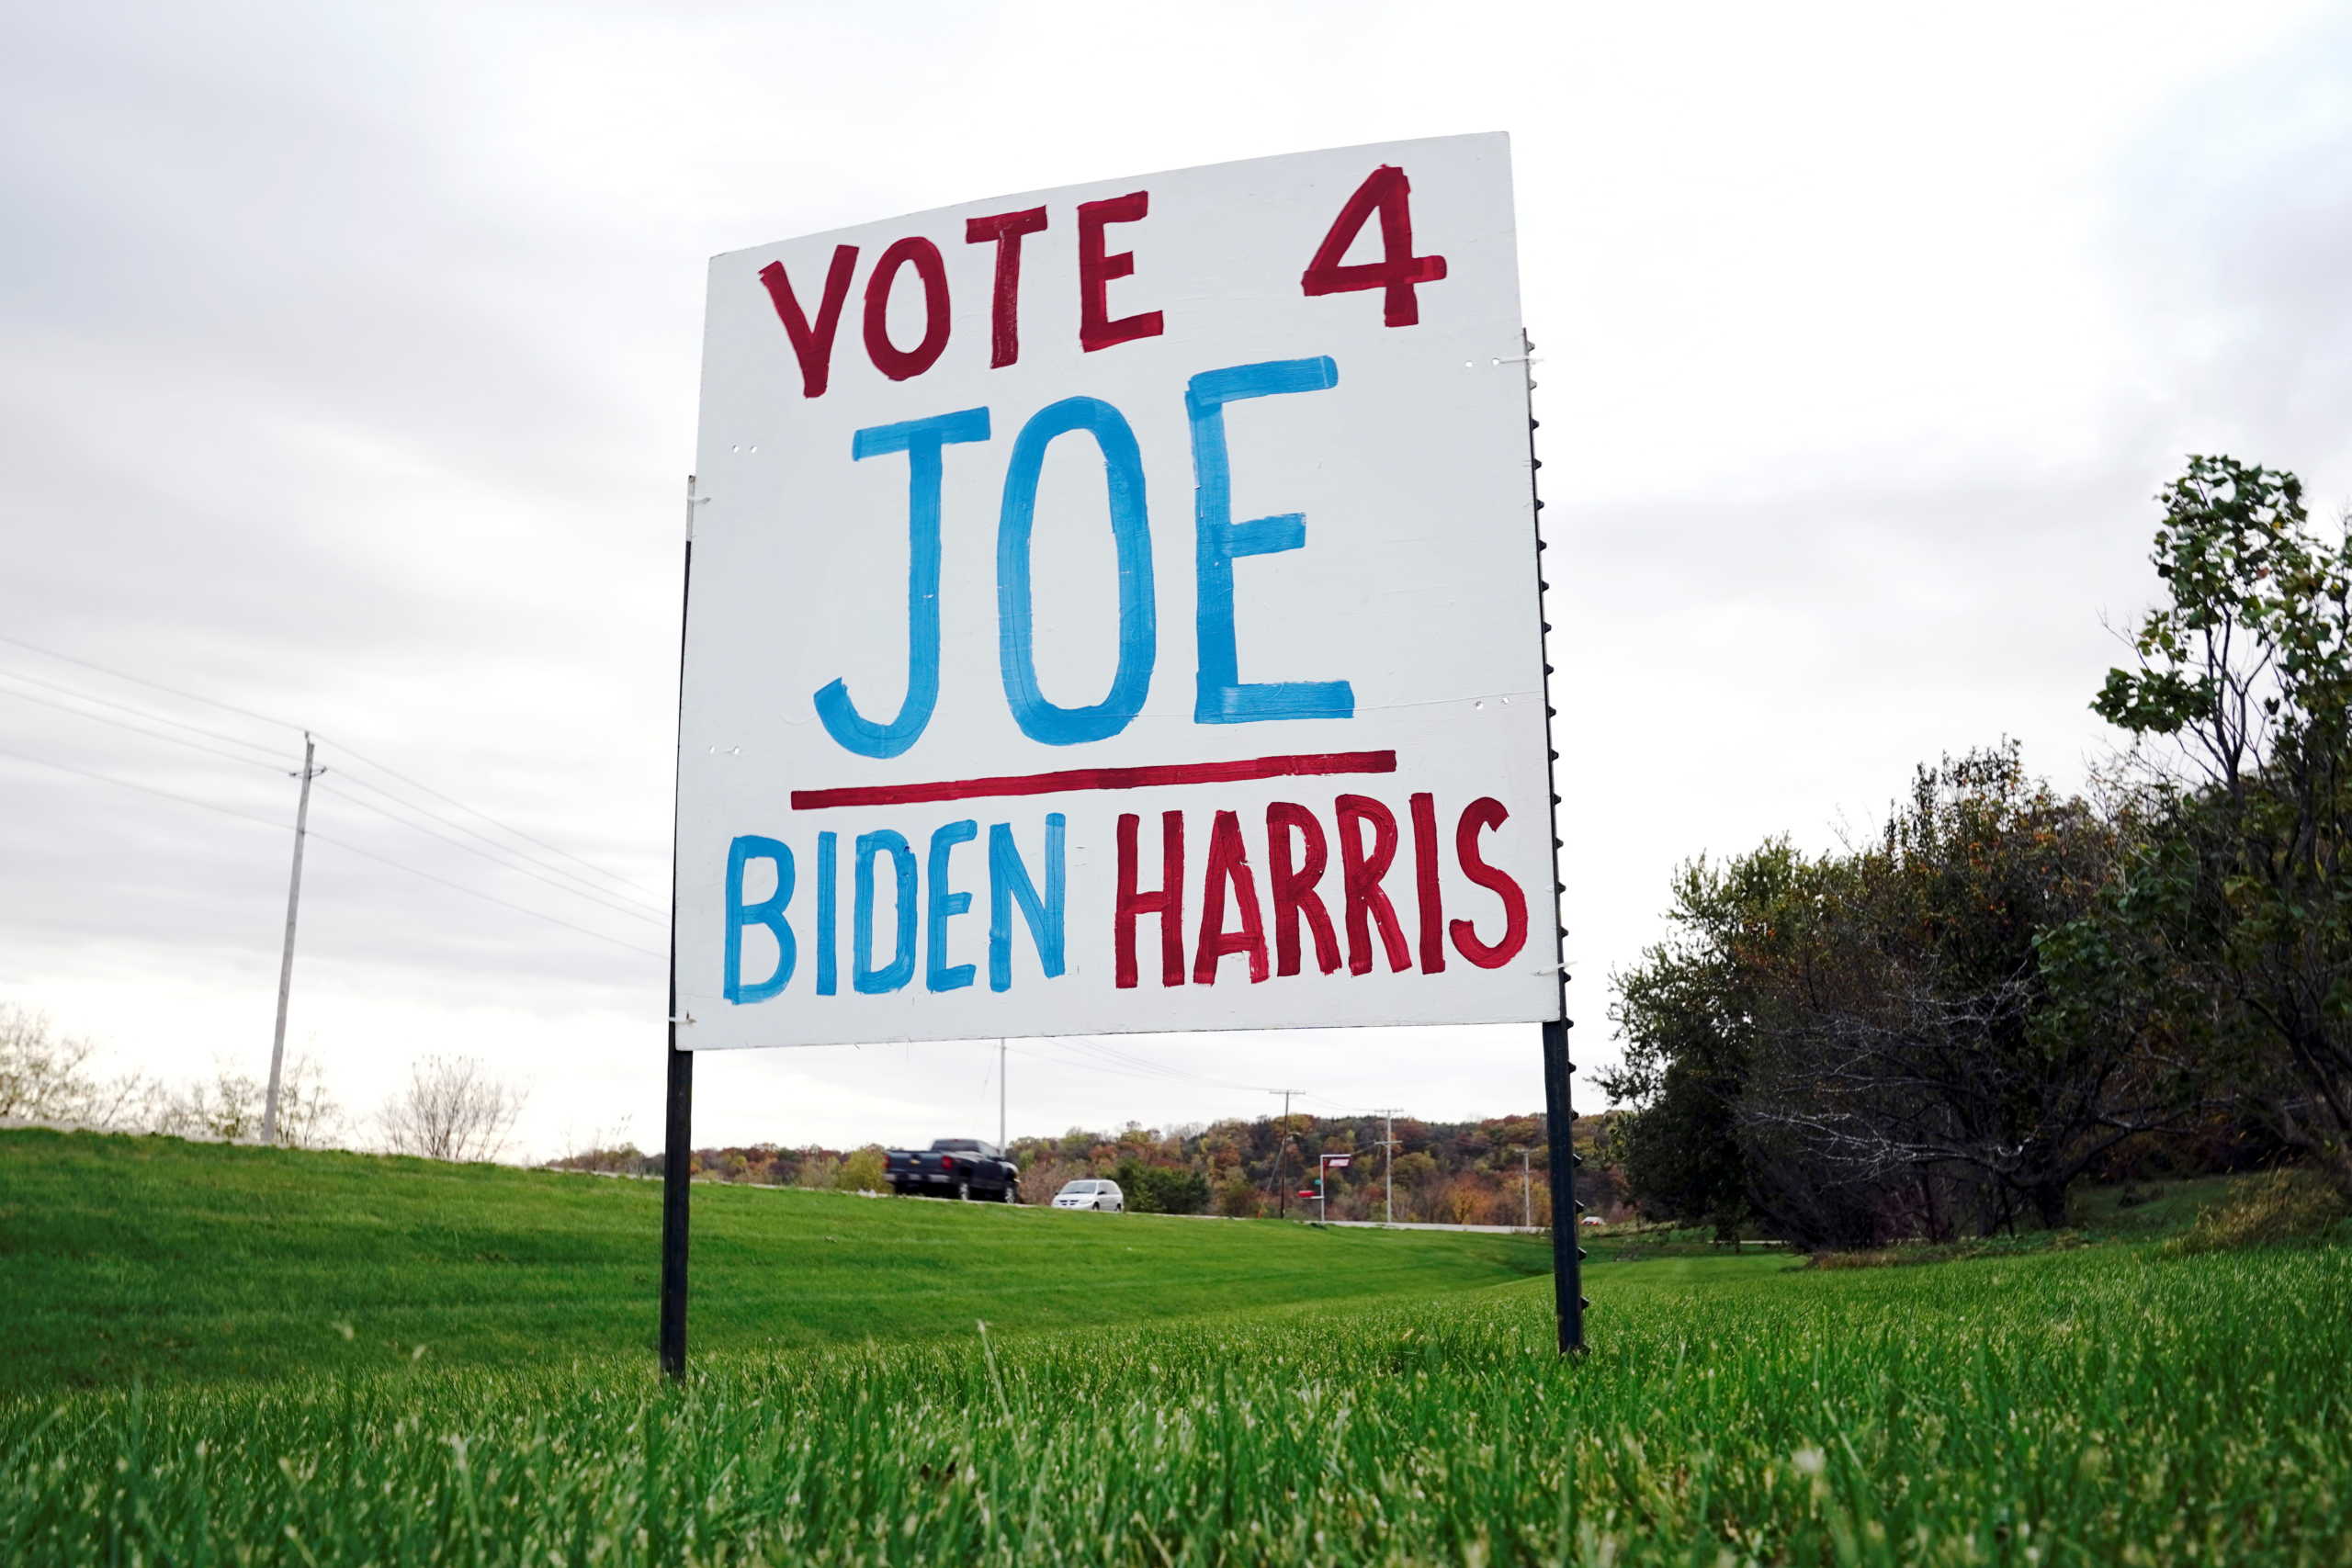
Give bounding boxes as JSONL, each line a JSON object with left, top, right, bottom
{"left": 676, "top": 133, "right": 1556, "bottom": 1049}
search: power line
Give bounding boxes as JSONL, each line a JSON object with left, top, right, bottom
{"left": 306, "top": 827, "right": 666, "bottom": 960}
{"left": 325, "top": 765, "right": 666, "bottom": 913}
{"left": 1004, "top": 1043, "right": 1170, "bottom": 1086}
{"left": 0, "top": 665, "right": 294, "bottom": 765}
{"left": 0, "top": 632, "right": 305, "bottom": 735}
{"left": 0, "top": 681, "right": 295, "bottom": 774}
{"left": 328, "top": 765, "right": 666, "bottom": 917}
{"left": 320, "top": 736, "right": 667, "bottom": 903}
{"left": 1051, "top": 1046, "right": 1419, "bottom": 1119}
{"left": 1046, "top": 1037, "right": 1292, "bottom": 1098}
{"left": 1007, "top": 1043, "right": 1272, "bottom": 1099}
{"left": 0, "top": 669, "right": 667, "bottom": 936}
{"left": 1060, "top": 1038, "right": 1194, "bottom": 1080}
{"left": 0, "top": 741, "right": 290, "bottom": 831}
{"left": 315, "top": 780, "right": 666, "bottom": 928}
{"left": 1, "top": 632, "right": 664, "bottom": 906}
{"left": 1018, "top": 1034, "right": 1371, "bottom": 1120}
{"left": 1067, "top": 1036, "right": 1249, "bottom": 1087}
{"left": 0, "top": 741, "right": 665, "bottom": 961}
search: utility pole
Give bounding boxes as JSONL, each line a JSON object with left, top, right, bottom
{"left": 1269, "top": 1089, "right": 1302, "bottom": 1219}
{"left": 998, "top": 1039, "right": 1007, "bottom": 1149}
{"left": 1369, "top": 1107, "right": 1404, "bottom": 1225}
{"left": 1520, "top": 1146, "right": 1533, "bottom": 1229}
{"left": 261, "top": 733, "right": 322, "bottom": 1146}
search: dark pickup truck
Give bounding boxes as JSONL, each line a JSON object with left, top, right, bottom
{"left": 885, "top": 1139, "right": 1021, "bottom": 1201}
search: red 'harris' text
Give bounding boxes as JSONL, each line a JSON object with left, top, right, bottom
{"left": 1116, "top": 790, "right": 1528, "bottom": 989}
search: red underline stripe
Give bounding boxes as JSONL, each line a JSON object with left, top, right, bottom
{"left": 789, "top": 750, "right": 1398, "bottom": 810}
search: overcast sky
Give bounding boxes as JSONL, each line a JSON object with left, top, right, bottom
{"left": 6, "top": 1, "right": 2350, "bottom": 1157}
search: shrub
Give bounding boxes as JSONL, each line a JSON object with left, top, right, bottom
{"left": 835, "top": 1146, "right": 887, "bottom": 1193}
{"left": 1112, "top": 1157, "right": 1210, "bottom": 1214}
{"left": 2164, "top": 1168, "right": 2352, "bottom": 1256}
{"left": 1216, "top": 1176, "right": 1263, "bottom": 1217}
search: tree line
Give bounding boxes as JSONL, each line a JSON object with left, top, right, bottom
{"left": 1009, "top": 1111, "right": 1615, "bottom": 1222}
{"left": 579, "top": 1109, "right": 1624, "bottom": 1224}
{"left": 1604, "top": 457, "right": 2352, "bottom": 1247}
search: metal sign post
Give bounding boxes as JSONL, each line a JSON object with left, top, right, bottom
{"left": 660, "top": 486, "right": 697, "bottom": 1381}
{"left": 1541, "top": 1019, "right": 1584, "bottom": 1352}
{"left": 658, "top": 1029, "right": 692, "bottom": 1379}
{"left": 1526, "top": 331, "right": 1584, "bottom": 1353}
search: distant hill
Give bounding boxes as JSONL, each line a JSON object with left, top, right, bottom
{"left": 1012, "top": 1111, "right": 1627, "bottom": 1223}
{"left": 563, "top": 1111, "right": 1629, "bottom": 1224}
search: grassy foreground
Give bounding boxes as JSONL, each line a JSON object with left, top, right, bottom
{"left": 5, "top": 1242, "right": 2347, "bottom": 1565}
{"left": 7, "top": 1131, "right": 2347, "bottom": 1563}
{"left": 0, "top": 1129, "right": 1544, "bottom": 1395}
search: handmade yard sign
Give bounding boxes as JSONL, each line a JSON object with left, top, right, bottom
{"left": 674, "top": 133, "right": 1560, "bottom": 1049}
{"left": 663, "top": 135, "right": 1580, "bottom": 1371}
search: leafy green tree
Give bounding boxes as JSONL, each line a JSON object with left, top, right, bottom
{"left": 1601, "top": 843, "right": 1804, "bottom": 1238}
{"left": 2094, "top": 456, "right": 2352, "bottom": 1196}
{"left": 1111, "top": 1157, "right": 1209, "bottom": 1215}
{"left": 1153, "top": 1168, "right": 1209, "bottom": 1215}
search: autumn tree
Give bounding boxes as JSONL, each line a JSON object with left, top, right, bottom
{"left": 1743, "top": 749, "right": 2187, "bottom": 1234}
{"left": 835, "top": 1145, "right": 888, "bottom": 1192}
{"left": 1608, "top": 750, "right": 2190, "bottom": 1245}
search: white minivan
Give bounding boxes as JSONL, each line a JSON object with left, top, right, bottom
{"left": 1052, "top": 1179, "right": 1124, "bottom": 1213}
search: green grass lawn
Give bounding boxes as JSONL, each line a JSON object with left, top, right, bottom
{"left": 6, "top": 1235, "right": 2346, "bottom": 1565}
{"left": 7, "top": 1129, "right": 2348, "bottom": 1565}
{"left": 0, "top": 1128, "right": 1546, "bottom": 1395}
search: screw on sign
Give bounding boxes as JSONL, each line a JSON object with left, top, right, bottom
{"left": 663, "top": 136, "right": 1580, "bottom": 1376}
